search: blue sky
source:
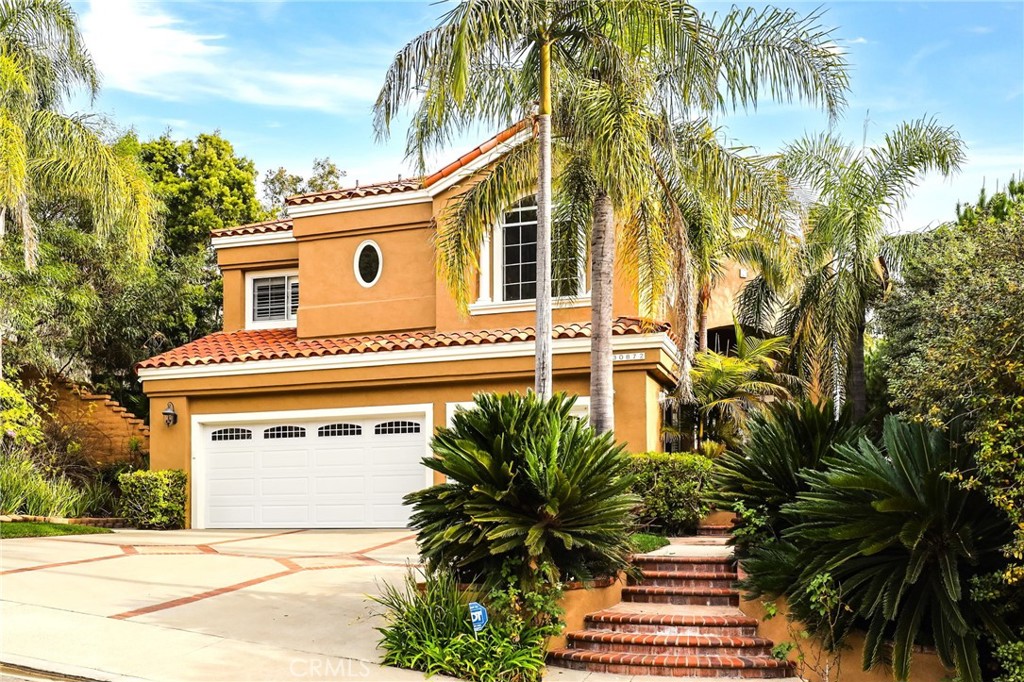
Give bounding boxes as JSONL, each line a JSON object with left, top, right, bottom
{"left": 73, "top": 1, "right": 1023, "bottom": 229}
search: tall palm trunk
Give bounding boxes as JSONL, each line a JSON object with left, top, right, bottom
{"left": 534, "top": 38, "right": 553, "bottom": 399}
{"left": 848, "top": 309, "right": 867, "bottom": 422}
{"left": 697, "top": 284, "right": 711, "bottom": 352}
{"left": 590, "top": 191, "right": 615, "bottom": 433}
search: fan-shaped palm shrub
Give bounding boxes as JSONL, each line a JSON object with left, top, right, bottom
{"left": 406, "top": 392, "right": 638, "bottom": 587}
{"left": 711, "top": 397, "right": 863, "bottom": 553}
{"left": 783, "top": 418, "right": 1013, "bottom": 682}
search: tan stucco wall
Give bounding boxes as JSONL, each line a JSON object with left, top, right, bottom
{"left": 146, "top": 347, "right": 674, "bottom": 526}
{"left": 741, "top": 597, "right": 953, "bottom": 682}
{"left": 704, "top": 261, "right": 751, "bottom": 332}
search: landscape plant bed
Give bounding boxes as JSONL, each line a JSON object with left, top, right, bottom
{"left": 0, "top": 521, "right": 114, "bottom": 538}
{"left": 0, "top": 514, "right": 128, "bottom": 528}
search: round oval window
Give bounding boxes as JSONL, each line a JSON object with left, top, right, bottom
{"left": 355, "top": 241, "right": 382, "bottom": 287}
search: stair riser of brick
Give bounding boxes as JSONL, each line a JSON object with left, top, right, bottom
{"left": 697, "top": 526, "right": 733, "bottom": 537}
{"left": 633, "top": 575, "right": 738, "bottom": 589}
{"left": 569, "top": 640, "right": 772, "bottom": 657}
{"left": 624, "top": 590, "right": 739, "bottom": 608}
{"left": 550, "top": 659, "right": 793, "bottom": 678}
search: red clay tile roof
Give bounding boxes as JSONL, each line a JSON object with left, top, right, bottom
{"left": 136, "top": 317, "right": 669, "bottom": 371}
{"left": 283, "top": 119, "right": 532, "bottom": 208}
{"left": 286, "top": 179, "right": 425, "bottom": 207}
{"left": 211, "top": 218, "right": 293, "bottom": 239}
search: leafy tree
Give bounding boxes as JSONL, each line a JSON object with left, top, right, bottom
{"left": 262, "top": 157, "right": 346, "bottom": 217}
{"left": 876, "top": 179, "right": 1024, "bottom": 587}
{"left": 739, "top": 118, "right": 965, "bottom": 420}
{"left": 140, "top": 132, "right": 266, "bottom": 257}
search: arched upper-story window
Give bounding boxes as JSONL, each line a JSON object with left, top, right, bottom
{"left": 497, "top": 197, "right": 583, "bottom": 303}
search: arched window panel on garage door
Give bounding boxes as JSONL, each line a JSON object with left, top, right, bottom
{"left": 374, "top": 420, "right": 421, "bottom": 435}
{"left": 211, "top": 427, "right": 253, "bottom": 442}
{"left": 263, "top": 425, "right": 307, "bottom": 439}
{"left": 318, "top": 423, "right": 363, "bottom": 437}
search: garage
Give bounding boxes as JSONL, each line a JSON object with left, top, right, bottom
{"left": 197, "top": 411, "right": 430, "bottom": 529}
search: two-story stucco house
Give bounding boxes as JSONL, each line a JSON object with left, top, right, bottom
{"left": 137, "top": 125, "right": 745, "bottom": 529}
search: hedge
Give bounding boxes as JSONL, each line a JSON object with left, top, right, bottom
{"left": 117, "top": 469, "right": 187, "bottom": 529}
{"left": 629, "top": 452, "right": 713, "bottom": 535}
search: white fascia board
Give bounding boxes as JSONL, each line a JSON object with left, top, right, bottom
{"left": 138, "top": 332, "right": 679, "bottom": 383}
{"left": 281, "top": 129, "right": 532, "bottom": 220}
{"left": 285, "top": 189, "right": 432, "bottom": 218}
{"left": 211, "top": 231, "right": 295, "bottom": 250}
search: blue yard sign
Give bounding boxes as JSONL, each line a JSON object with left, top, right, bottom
{"left": 468, "top": 601, "right": 488, "bottom": 633}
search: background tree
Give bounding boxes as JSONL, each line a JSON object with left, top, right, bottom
{"left": 262, "top": 157, "right": 346, "bottom": 217}
{"left": 738, "top": 118, "right": 965, "bottom": 420}
{"left": 876, "top": 177, "right": 1024, "bottom": 594}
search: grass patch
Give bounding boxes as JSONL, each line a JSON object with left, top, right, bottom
{"left": 0, "top": 522, "right": 113, "bottom": 539}
{"left": 631, "top": 532, "right": 670, "bottom": 554}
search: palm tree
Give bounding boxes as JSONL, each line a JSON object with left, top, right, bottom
{"left": 0, "top": 0, "right": 154, "bottom": 269}
{"left": 0, "top": 0, "right": 155, "bottom": 379}
{"left": 738, "top": 118, "right": 965, "bottom": 420}
{"left": 374, "top": 0, "right": 683, "bottom": 400}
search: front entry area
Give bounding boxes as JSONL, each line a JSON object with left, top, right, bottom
{"left": 195, "top": 408, "right": 431, "bottom": 528}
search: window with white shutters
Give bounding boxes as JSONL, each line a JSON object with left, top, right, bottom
{"left": 252, "top": 275, "right": 298, "bottom": 322}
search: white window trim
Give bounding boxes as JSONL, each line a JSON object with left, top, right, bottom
{"left": 190, "top": 403, "right": 434, "bottom": 530}
{"left": 245, "top": 269, "right": 299, "bottom": 330}
{"left": 354, "top": 240, "right": 383, "bottom": 288}
{"left": 471, "top": 204, "right": 589, "bottom": 314}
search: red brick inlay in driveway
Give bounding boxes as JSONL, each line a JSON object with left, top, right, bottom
{"left": 110, "top": 569, "right": 298, "bottom": 620}
{"left": 0, "top": 552, "right": 128, "bottom": 576}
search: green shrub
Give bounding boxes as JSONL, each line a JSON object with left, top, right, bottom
{"left": 374, "top": 567, "right": 562, "bottom": 682}
{"left": 629, "top": 452, "right": 712, "bottom": 534}
{"left": 711, "top": 398, "right": 863, "bottom": 553}
{"left": 750, "top": 418, "right": 1015, "bottom": 682}
{"left": 0, "top": 446, "right": 82, "bottom": 516}
{"left": 117, "top": 469, "right": 187, "bottom": 529}
{"left": 407, "top": 392, "right": 638, "bottom": 586}
{"left": 72, "top": 478, "right": 118, "bottom": 517}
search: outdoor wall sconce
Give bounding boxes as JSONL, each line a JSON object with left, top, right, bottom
{"left": 162, "top": 402, "right": 178, "bottom": 427}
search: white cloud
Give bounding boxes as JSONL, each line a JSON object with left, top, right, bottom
{"left": 80, "top": 0, "right": 380, "bottom": 114}
{"left": 848, "top": 36, "right": 869, "bottom": 45}
{"left": 966, "top": 26, "right": 994, "bottom": 35}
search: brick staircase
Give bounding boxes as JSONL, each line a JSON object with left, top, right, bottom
{"left": 548, "top": 534, "right": 798, "bottom": 679}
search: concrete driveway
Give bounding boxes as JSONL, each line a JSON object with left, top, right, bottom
{"left": 0, "top": 528, "right": 449, "bottom": 682}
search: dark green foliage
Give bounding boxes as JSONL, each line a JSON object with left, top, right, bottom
{"left": 406, "top": 392, "right": 638, "bottom": 586}
{"left": 755, "top": 419, "right": 1013, "bottom": 682}
{"left": 629, "top": 452, "right": 712, "bottom": 535}
{"left": 877, "top": 194, "right": 1024, "bottom": 586}
{"left": 117, "top": 469, "right": 187, "bottom": 529}
{"left": 374, "top": 567, "right": 561, "bottom": 682}
{"left": 711, "top": 398, "right": 863, "bottom": 552}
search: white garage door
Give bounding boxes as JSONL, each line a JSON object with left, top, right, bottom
{"left": 200, "top": 414, "right": 428, "bottom": 528}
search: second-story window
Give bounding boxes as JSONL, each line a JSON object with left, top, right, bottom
{"left": 252, "top": 275, "right": 299, "bottom": 323}
{"left": 501, "top": 197, "right": 580, "bottom": 302}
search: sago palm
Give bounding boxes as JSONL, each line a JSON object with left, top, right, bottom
{"left": 0, "top": 0, "right": 155, "bottom": 270}
{"left": 405, "top": 392, "right": 638, "bottom": 588}
{"left": 786, "top": 418, "right": 1013, "bottom": 682}
{"left": 738, "top": 118, "right": 965, "bottom": 419}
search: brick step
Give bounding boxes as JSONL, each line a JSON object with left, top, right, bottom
{"left": 586, "top": 609, "right": 758, "bottom": 637}
{"left": 633, "top": 570, "right": 738, "bottom": 589}
{"left": 547, "top": 649, "right": 795, "bottom": 678}
{"left": 624, "top": 585, "right": 740, "bottom": 607}
{"left": 632, "top": 555, "right": 735, "bottom": 573}
{"left": 697, "top": 525, "right": 734, "bottom": 536}
{"left": 566, "top": 630, "right": 773, "bottom": 656}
